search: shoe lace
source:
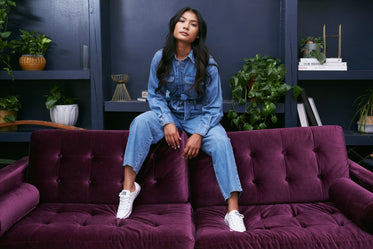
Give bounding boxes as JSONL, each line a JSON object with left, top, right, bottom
{"left": 118, "top": 191, "right": 131, "bottom": 210}
{"left": 229, "top": 211, "right": 244, "bottom": 226}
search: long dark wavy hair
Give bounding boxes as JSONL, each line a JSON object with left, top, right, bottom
{"left": 156, "top": 7, "right": 211, "bottom": 96}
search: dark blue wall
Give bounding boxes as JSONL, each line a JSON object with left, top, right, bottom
{"left": 106, "top": 0, "right": 282, "bottom": 100}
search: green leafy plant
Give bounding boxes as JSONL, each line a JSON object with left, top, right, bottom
{"left": 45, "top": 85, "right": 75, "bottom": 110}
{"left": 300, "top": 36, "right": 326, "bottom": 63}
{"left": 228, "top": 54, "right": 302, "bottom": 130}
{"left": 0, "top": 0, "right": 17, "bottom": 76}
{"left": 0, "top": 95, "right": 21, "bottom": 122}
{"left": 350, "top": 89, "right": 373, "bottom": 132}
{"left": 18, "top": 29, "right": 52, "bottom": 56}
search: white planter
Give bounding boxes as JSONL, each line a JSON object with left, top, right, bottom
{"left": 357, "top": 122, "right": 373, "bottom": 133}
{"left": 50, "top": 104, "right": 79, "bottom": 126}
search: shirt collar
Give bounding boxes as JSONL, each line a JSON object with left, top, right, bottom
{"left": 173, "top": 49, "right": 195, "bottom": 64}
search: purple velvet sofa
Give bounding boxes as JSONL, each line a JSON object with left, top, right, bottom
{"left": 0, "top": 125, "right": 372, "bottom": 249}
{"left": 0, "top": 130, "right": 194, "bottom": 249}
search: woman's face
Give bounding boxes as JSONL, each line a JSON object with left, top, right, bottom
{"left": 173, "top": 10, "right": 199, "bottom": 44}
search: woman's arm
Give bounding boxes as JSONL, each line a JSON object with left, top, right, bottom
{"left": 147, "top": 50, "right": 180, "bottom": 149}
{"left": 184, "top": 59, "right": 223, "bottom": 159}
{"left": 147, "top": 50, "right": 175, "bottom": 127}
{"left": 193, "top": 59, "right": 223, "bottom": 137}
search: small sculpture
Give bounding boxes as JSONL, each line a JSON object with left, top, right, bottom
{"left": 111, "top": 74, "right": 131, "bottom": 101}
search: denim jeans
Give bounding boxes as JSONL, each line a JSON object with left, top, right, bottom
{"left": 123, "top": 110, "right": 242, "bottom": 200}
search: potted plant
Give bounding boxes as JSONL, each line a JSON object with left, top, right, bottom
{"left": 45, "top": 85, "right": 79, "bottom": 126}
{"left": 227, "top": 54, "right": 302, "bottom": 130}
{"left": 17, "top": 29, "right": 52, "bottom": 71}
{"left": 351, "top": 89, "right": 373, "bottom": 133}
{"left": 0, "top": 0, "right": 17, "bottom": 77}
{"left": 0, "top": 95, "right": 21, "bottom": 131}
{"left": 300, "top": 36, "right": 326, "bottom": 64}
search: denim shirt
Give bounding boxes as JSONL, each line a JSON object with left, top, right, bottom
{"left": 147, "top": 49, "right": 223, "bottom": 137}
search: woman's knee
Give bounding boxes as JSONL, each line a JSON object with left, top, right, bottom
{"left": 130, "top": 111, "right": 158, "bottom": 129}
{"left": 203, "top": 132, "right": 231, "bottom": 153}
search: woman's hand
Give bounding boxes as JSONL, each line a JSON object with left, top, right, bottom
{"left": 183, "top": 133, "right": 202, "bottom": 159}
{"left": 164, "top": 123, "right": 181, "bottom": 149}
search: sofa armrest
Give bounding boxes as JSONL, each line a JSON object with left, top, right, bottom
{"left": 0, "top": 156, "right": 39, "bottom": 237}
{"left": 329, "top": 177, "right": 373, "bottom": 233}
{"left": 0, "top": 156, "right": 29, "bottom": 196}
{"left": 0, "top": 182, "right": 39, "bottom": 236}
{"left": 349, "top": 159, "right": 373, "bottom": 192}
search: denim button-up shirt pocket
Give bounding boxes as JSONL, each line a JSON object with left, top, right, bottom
{"left": 184, "top": 75, "right": 198, "bottom": 99}
{"left": 166, "top": 75, "right": 176, "bottom": 94}
{"left": 164, "top": 75, "right": 177, "bottom": 101}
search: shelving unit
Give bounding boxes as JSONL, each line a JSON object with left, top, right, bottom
{"left": 0, "top": 70, "right": 91, "bottom": 142}
{"left": 0, "top": 0, "right": 372, "bottom": 149}
{"left": 298, "top": 70, "right": 373, "bottom": 80}
{"left": 0, "top": 0, "right": 103, "bottom": 145}
{"left": 0, "top": 70, "right": 90, "bottom": 80}
{"left": 297, "top": 0, "right": 373, "bottom": 146}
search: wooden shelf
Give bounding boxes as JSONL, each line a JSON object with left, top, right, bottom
{"left": 104, "top": 100, "right": 285, "bottom": 113}
{"left": 105, "top": 100, "right": 150, "bottom": 112}
{"left": 298, "top": 70, "right": 373, "bottom": 81}
{"left": 0, "top": 70, "right": 90, "bottom": 80}
{"left": 0, "top": 132, "right": 32, "bottom": 142}
{"left": 344, "top": 129, "right": 373, "bottom": 146}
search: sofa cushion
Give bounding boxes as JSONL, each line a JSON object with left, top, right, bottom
{"left": 28, "top": 130, "right": 189, "bottom": 204}
{"left": 190, "top": 126, "right": 349, "bottom": 207}
{"left": 0, "top": 202, "right": 195, "bottom": 249}
{"left": 194, "top": 203, "right": 373, "bottom": 249}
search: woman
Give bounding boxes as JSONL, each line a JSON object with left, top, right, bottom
{"left": 116, "top": 7, "right": 246, "bottom": 232}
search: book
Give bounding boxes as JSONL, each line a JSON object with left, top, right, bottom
{"left": 298, "top": 64, "right": 347, "bottom": 71}
{"left": 297, "top": 103, "right": 309, "bottom": 127}
{"left": 299, "top": 58, "right": 342, "bottom": 64}
{"left": 308, "top": 97, "right": 322, "bottom": 126}
{"left": 298, "top": 57, "right": 347, "bottom": 71}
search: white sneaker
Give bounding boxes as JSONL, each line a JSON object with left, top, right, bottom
{"left": 116, "top": 182, "right": 141, "bottom": 219}
{"left": 224, "top": 210, "right": 246, "bottom": 232}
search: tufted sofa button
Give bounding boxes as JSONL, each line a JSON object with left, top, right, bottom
{"left": 250, "top": 152, "right": 255, "bottom": 157}
{"left": 252, "top": 179, "right": 259, "bottom": 184}
{"left": 285, "top": 177, "right": 291, "bottom": 182}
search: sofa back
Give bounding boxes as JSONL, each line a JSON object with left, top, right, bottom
{"left": 190, "top": 125, "right": 349, "bottom": 208}
{"left": 28, "top": 130, "right": 189, "bottom": 205}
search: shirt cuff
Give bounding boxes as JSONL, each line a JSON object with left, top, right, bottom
{"left": 194, "top": 123, "right": 209, "bottom": 137}
{"left": 159, "top": 112, "right": 174, "bottom": 127}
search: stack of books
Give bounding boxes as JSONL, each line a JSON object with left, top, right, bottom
{"left": 298, "top": 58, "right": 347, "bottom": 71}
